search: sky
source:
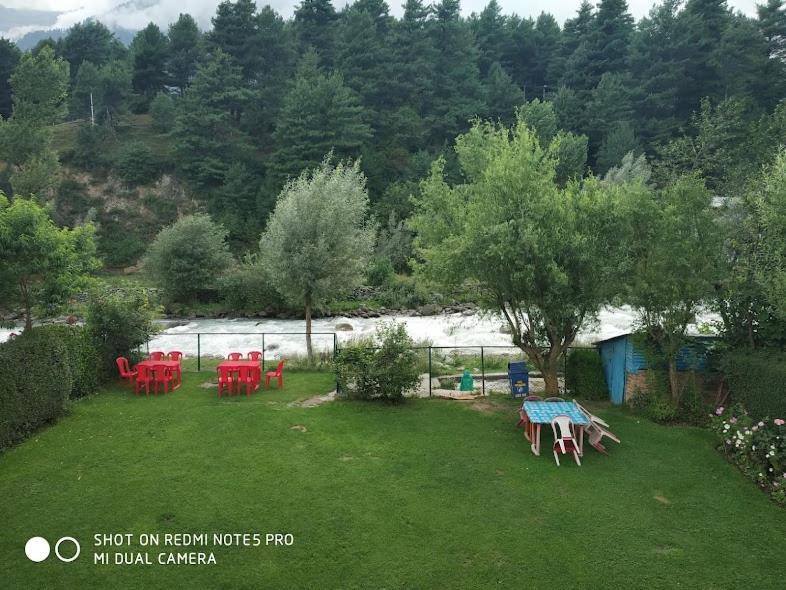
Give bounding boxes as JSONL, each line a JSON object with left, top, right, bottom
{"left": 1, "top": 0, "right": 763, "bottom": 37}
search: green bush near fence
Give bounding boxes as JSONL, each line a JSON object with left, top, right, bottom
{"left": 0, "top": 330, "right": 73, "bottom": 449}
{"left": 335, "top": 322, "right": 420, "bottom": 402}
{"left": 566, "top": 348, "right": 608, "bottom": 400}
{"left": 86, "top": 288, "right": 156, "bottom": 381}
{"left": 722, "top": 349, "right": 786, "bottom": 419}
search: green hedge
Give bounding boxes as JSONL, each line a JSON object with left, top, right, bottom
{"left": 722, "top": 349, "right": 786, "bottom": 419}
{"left": 0, "top": 330, "right": 73, "bottom": 449}
{"left": 37, "top": 325, "right": 100, "bottom": 398}
{"left": 566, "top": 348, "right": 608, "bottom": 400}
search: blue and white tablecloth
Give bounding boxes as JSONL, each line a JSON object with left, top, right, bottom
{"left": 522, "top": 401, "right": 590, "bottom": 425}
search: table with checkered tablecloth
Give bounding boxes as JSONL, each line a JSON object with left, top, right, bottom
{"left": 521, "top": 401, "right": 589, "bottom": 456}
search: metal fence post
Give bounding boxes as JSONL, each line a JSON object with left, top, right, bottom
{"left": 481, "top": 346, "right": 486, "bottom": 396}
{"left": 197, "top": 333, "right": 201, "bottom": 372}
{"left": 334, "top": 333, "right": 339, "bottom": 395}
{"left": 428, "top": 347, "right": 432, "bottom": 398}
{"left": 262, "top": 333, "right": 265, "bottom": 371}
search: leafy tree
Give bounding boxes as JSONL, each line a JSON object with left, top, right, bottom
{"left": 8, "top": 46, "right": 69, "bottom": 126}
{"left": 167, "top": 13, "right": 203, "bottom": 95}
{"left": 0, "top": 193, "right": 98, "bottom": 331}
{"left": 86, "top": 287, "right": 155, "bottom": 380}
{"left": 410, "top": 116, "right": 629, "bottom": 394}
{"left": 626, "top": 175, "right": 723, "bottom": 400}
{"left": 0, "top": 38, "right": 21, "bottom": 119}
{"left": 260, "top": 158, "right": 375, "bottom": 358}
{"left": 130, "top": 23, "right": 169, "bottom": 104}
{"left": 143, "top": 213, "right": 232, "bottom": 303}
{"left": 656, "top": 98, "right": 752, "bottom": 196}
{"left": 269, "top": 53, "right": 371, "bottom": 188}
{"left": 10, "top": 150, "right": 61, "bottom": 199}
{"left": 755, "top": 150, "right": 786, "bottom": 324}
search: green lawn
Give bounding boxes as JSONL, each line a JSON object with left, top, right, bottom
{"left": 1, "top": 371, "right": 785, "bottom": 589}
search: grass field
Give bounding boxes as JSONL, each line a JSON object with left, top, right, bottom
{"left": 1, "top": 370, "right": 785, "bottom": 589}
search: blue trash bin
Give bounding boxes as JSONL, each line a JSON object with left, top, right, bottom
{"left": 508, "top": 361, "right": 529, "bottom": 398}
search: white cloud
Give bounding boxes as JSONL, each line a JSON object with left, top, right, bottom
{"left": 1, "top": 0, "right": 762, "bottom": 38}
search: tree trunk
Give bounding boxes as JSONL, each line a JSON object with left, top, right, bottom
{"left": 304, "top": 294, "right": 313, "bottom": 361}
{"left": 542, "top": 364, "right": 560, "bottom": 395}
{"left": 668, "top": 358, "right": 680, "bottom": 403}
{"left": 20, "top": 279, "right": 32, "bottom": 332}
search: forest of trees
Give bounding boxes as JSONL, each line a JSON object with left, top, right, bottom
{"left": 1, "top": 0, "right": 785, "bottom": 253}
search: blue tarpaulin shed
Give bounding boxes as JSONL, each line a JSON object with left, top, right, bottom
{"left": 595, "top": 332, "right": 716, "bottom": 405}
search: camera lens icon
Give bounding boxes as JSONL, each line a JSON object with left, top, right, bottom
{"left": 25, "top": 536, "right": 81, "bottom": 563}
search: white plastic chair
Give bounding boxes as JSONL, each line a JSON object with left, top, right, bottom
{"left": 551, "top": 415, "right": 581, "bottom": 466}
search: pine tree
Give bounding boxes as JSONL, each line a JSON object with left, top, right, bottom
{"left": 167, "top": 13, "right": 203, "bottom": 95}
{"left": 427, "top": 0, "right": 486, "bottom": 145}
{"left": 0, "top": 39, "right": 21, "bottom": 120}
{"left": 269, "top": 52, "right": 372, "bottom": 188}
{"left": 550, "top": 1, "right": 593, "bottom": 84}
{"left": 173, "top": 51, "right": 254, "bottom": 189}
{"left": 474, "top": 0, "right": 508, "bottom": 77}
{"left": 484, "top": 62, "right": 524, "bottom": 124}
{"left": 294, "top": 0, "right": 338, "bottom": 66}
{"left": 61, "top": 20, "right": 124, "bottom": 76}
{"left": 630, "top": 0, "right": 687, "bottom": 147}
{"left": 531, "top": 13, "right": 561, "bottom": 91}
{"left": 130, "top": 23, "right": 169, "bottom": 103}
{"left": 758, "top": 0, "right": 786, "bottom": 60}
{"left": 208, "top": 0, "right": 262, "bottom": 82}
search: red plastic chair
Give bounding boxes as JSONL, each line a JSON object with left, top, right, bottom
{"left": 227, "top": 352, "right": 242, "bottom": 361}
{"left": 248, "top": 351, "right": 263, "bottom": 361}
{"left": 217, "top": 366, "right": 235, "bottom": 397}
{"left": 153, "top": 364, "right": 176, "bottom": 394}
{"left": 116, "top": 357, "right": 137, "bottom": 385}
{"left": 135, "top": 364, "right": 154, "bottom": 396}
{"left": 237, "top": 366, "right": 257, "bottom": 397}
{"left": 149, "top": 351, "right": 165, "bottom": 361}
{"left": 168, "top": 351, "right": 183, "bottom": 385}
{"left": 265, "top": 361, "right": 285, "bottom": 389}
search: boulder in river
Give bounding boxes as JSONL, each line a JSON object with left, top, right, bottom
{"left": 335, "top": 323, "right": 354, "bottom": 331}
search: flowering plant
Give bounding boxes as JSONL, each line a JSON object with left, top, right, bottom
{"left": 711, "top": 404, "right": 786, "bottom": 506}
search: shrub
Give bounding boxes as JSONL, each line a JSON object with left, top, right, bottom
{"left": 218, "top": 254, "right": 286, "bottom": 312}
{"left": 367, "top": 256, "right": 394, "bottom": 287}
{"left": 149, "top": 93, "right": 176, "bottom": 133}
{"left": 565, "top": 348, "right": 608, "bottom": 400}
{"left": 722, "top": 349, "right": 786, "bottom": 419}
{"left": 113, "top": 141, "right": 160, "bottom": 186}
{"left": 144, "top": 213, "right": 232, "bottom": 304}
{"left": 711, "top": 404, "right": 786, "bottom": 506}
{"left": 37, "top": 325, "right": 100, "bottom": 398}
{"left": 335, "top": 321, "right": 420, "bottom": 403}
{"left": 630, "top": 388, "right": 678, "bottom": 423}
{"left": 0, "top": 330, "right": 72, "bottom": 449}
{"left": 86, "top": 288, "right": 156, "bottom": 381}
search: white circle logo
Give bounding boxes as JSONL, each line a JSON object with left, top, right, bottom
{"left": 25, "top": 537, "right": 50, "bottom": 562}
{"left": 55, "top": 537, "right": 81, "bottom": 562}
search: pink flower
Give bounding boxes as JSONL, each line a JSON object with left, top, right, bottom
{"left": 775, "top": 419, "right": 785, "bottom": 426}
{"left": 715, "top": 407, "right": 725, "bottom": 415}
{"left": 730, "top": 417, "right": 738, "bottom": 424}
